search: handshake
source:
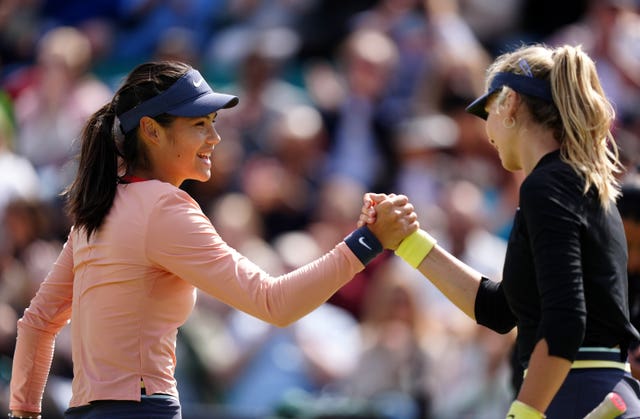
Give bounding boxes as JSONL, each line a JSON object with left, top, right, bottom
{"left": 353, "top": 192, "right": 437, "bottom": 268}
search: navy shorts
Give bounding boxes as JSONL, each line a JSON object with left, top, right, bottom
{"left": 64, "top": 394, "right": 181, "bottom": 419}
{"left": 545, "top": 348, "right": 640, "bottom": 419}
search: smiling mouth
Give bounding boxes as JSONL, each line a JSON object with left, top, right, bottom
{"left": 197, "top": 153, "right": 211, "bottom": 160}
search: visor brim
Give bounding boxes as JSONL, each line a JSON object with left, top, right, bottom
{"left": 167, "top": 92, "right": 239, "bottom": 117}
{"left": 465, "top": 92, "right": 492, "bottom": 120}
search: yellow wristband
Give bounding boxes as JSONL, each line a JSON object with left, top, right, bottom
{"left": 506, "top": 400, "right": 546, "bottom": 419}
{"left": 394, "top": 229, "right": 436, "bottom": 268}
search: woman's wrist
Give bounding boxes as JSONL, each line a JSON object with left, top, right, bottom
{"left": 344, "top": 226, "right": 383, "bottom": 265}
{"left": 394, "top": 229, "right": 437, "bottom": 268}
{"left": 505, "top": 400, "right": 546, "bottom": 419}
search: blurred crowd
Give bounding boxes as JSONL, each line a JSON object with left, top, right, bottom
{"left": 0, "top": 0, "right": 639, "bottom": 418}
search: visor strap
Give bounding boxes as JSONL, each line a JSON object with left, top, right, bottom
{"left": 491, "top": 72, "right": 553, "bottom": 103}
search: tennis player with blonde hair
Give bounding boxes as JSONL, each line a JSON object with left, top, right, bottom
{"left": 363, "top": 43, "right": 640, "bottom": 418}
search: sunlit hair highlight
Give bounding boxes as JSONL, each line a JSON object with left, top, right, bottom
{"left": 487, "top": 44, "right": 622, "bottom": 209}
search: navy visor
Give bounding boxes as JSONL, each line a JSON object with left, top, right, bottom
{"left": 465, "top": 72, "right": 552, "bottom": 120}
{"left": 118, "top": 68, "right": 239, "bottom": 133}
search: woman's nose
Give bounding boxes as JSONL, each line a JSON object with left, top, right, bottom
{"left": 207, "top": 125, "right": 221, "bottom": 145}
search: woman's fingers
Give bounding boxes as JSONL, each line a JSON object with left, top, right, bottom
{"left": 365, "top": 194, "right": 419, "bottom": 249}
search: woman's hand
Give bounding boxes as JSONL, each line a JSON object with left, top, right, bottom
{"left": 357, "top": 192, "right": 385, "bottom": 228}
{"left": 361, "top": 193, "right": 419, "bottom": 250}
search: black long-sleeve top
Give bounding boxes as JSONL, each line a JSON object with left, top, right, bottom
{"left": 475, "top": 150, "right": 639, "bottom": 368}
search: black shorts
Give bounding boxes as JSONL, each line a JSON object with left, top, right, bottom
{"left": 64, "top": 394, "right": 181, "bottom": 419}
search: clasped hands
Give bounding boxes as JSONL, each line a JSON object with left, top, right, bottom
{"left": 358, "top": 192, "right": 419, "bottom": 250}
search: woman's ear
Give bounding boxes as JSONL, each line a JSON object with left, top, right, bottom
{"left": 504, "top": 89, "right": 521, "bottom": 117}
{"left": 139, "top": 116, "right": 162, "bottom": 146}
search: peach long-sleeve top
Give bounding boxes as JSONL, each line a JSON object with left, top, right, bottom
{"left": 10, "top": 180, "right": 364, "bottom": 411}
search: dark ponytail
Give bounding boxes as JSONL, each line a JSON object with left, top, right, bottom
{"left": 64, "top": 61, "right": 190, "bottom": 239}
{"left": 64, "top": 104, "right": 120, "bottom": 240}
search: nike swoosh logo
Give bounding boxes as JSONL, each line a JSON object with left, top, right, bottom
{"left": 358, "top": 236, "right": 372, "bottom": 250}
{"left": 193, "top": 78, "right": 204, "bottom": 87}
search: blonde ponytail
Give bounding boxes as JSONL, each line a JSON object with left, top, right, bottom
{"left": 551, "top": 45, "right": 623, "bottom": 209}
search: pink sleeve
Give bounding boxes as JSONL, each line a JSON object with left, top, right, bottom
{"left": 146, "top": 190, "right": 364, "bottom": 326}
{"left": 10, "top": 233, "right": 74, "bottom": 412}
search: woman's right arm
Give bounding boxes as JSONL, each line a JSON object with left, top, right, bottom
{"left": 414, "top": 243, "right": 483, "bottom": 320}
{"left": 360, "top": 192, "right": 482, "bottom": 319}
{"left": 359, "top": 193, "right": 516, "bottom": 330}
{"left": 146, "top": 190, "right": 418, "bottom": 327}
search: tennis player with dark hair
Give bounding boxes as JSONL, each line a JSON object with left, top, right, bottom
{"left": 8, "top": 61, "right": 419, "bottom": 419}
{"left": 362, "top": 44, "right": 640, "bottom": 418}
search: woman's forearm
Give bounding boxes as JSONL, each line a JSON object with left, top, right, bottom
{"left": 517, "top": 339, "right": 571, "bottom": 412}
{"left": 415, "top": 244, "right": 483, "bottom": 320}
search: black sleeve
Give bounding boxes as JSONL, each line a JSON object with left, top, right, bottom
{"left": 475, "top": 276, "right": 517, "bottom": 334}
{"left": 521, "top": 174, "right": 586, "bottom": 361}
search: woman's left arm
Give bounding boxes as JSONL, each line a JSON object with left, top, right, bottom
{"left": 515, "top": 339, "right": 572, "bottom": 412}
{"left": 10, "top": 232, "right": 75, "bottom": 415}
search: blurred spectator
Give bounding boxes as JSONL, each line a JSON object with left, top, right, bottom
{"left": 40, "top": 0, "right": 118, "bottom": 28}
{"left": 616, "top": 128, "right": 640, "bottom": 176}
{"left": 0, "top": 0, "right": 42, "bottom": 70}
{"left": 350, "top": 0, "right": 433, "bottom": 122}
{"left": 547, "top": 0, "right": 640, "bottom": 126}
{"left": 205, "top": 0, "right": 308, "bottom": 77}
{"left": 342, "top": 259, "right": 434, "bottom": 419}
{"left": 9, "top": 26, "right": 112, "bottom": 199}
{"left": 310, "top": 28, "right": 400, "bottom": 192}
{"left": 415, "top": 0, "right": 492, "bottom": 115}
{"left": 206, "top": 230, "right": 361, "bottom": 418}
{"left": 392, "top": 113, "right": 458, "bottom": 230}
{"left": 153, "top": 26, "right": 201, "bottom": 67}
{"left": 109, "top": 0, "right": 224, "bottom": 64}
{"left": 218, "top": 301, "right": 361, "bottom": 418}
{"left": 39, "top": 0, "right": 119, "bottom": 66}
{"left": 437, "top": 180, "right": 508, "bottom": 281}
{"left": 428, "top": 324, "right": 515, "bottom": 418}
{"left": 519, "top": 0, "right": 589, "bottom": 43}
{"left": 236, "top": 105, "right": 327, "bottom": 240}
{"left": 223, "top": 41, "right": 309, "bottom": 156}
{"left": 453, "top": 0, "right": 524, "bottom": 55}
{"left": 296, "top": 0, "right": 378, "bottom": 60}
{"left": 0, "top": 198, "right": 61, "bottom": 312}
{"left": 0, "top": 99, "right": 40, "bottom": 220}
{"left": 307, "top": 176, "right": 390, "bottom": 319}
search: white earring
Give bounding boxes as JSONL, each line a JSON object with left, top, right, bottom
{"left": 502, "top": 117, "right": 515, "bottom": 129}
